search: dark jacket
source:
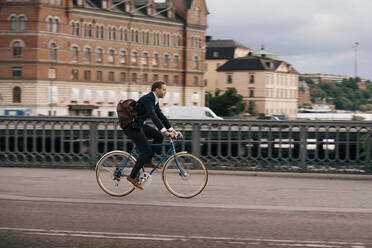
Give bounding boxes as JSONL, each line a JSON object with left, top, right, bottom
{"left": 133, "top": 92, "right": 171, "bottom": 131}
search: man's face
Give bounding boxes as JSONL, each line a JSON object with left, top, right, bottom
{"left": 155, "top": 84, "right": 167, "bottom": 98}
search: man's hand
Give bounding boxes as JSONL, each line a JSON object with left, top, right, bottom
{"left": 163, "top": 130, "right": 176, "bottom": 138}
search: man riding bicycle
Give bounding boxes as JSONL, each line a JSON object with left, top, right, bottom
{"left": 123, "top": 81, "right": 182, "bottom": 190}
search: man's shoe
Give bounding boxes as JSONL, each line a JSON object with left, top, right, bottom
{"left": 144, "top": 161, "right": 162, "bottom": 170}
{"left": 126, "top": 177, "right": 144, "bottom": 190}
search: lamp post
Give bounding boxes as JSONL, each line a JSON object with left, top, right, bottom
{"left": 353, "top": 41, "right": 359, "bottom": 78}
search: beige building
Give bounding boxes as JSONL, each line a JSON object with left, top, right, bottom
{"left": 217, "top": 53, "right": 299, "bottom": 118}
{"left": 0, "top": 0, "right": 208, "bottom": 116}
{"left": 204, "top": 38, "right": 252, "bottom": 93}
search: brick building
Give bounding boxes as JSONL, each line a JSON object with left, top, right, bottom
{"left": 0, "top": 0, "right": 208, "bottom": 116}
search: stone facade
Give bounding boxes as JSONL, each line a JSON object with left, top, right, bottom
{"left": 0, "top": 0, "right": 208, "bottom": 116}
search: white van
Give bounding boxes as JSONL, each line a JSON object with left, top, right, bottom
{"left": 163, "top": 106, "right": 223, "bottom": 120}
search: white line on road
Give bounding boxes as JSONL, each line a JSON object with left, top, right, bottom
{"left": 0, "top": 227, "right": 368, "bottom": 247}
{"left": 1, "top": 194, "right": 372, "bottom": 214}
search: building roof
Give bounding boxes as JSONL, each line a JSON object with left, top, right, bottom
{"left": 252, "top": 45, "right": 282, "bottom": 60}
{"left": 217, "top": 54, "right": 298, "bottom": 74}
{"left": 206, "top": 39, "right": 250, "bottom": 60}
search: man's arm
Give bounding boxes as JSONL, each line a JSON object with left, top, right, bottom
{"left": 155, "top": 105, "right": 172, "bottom": 130}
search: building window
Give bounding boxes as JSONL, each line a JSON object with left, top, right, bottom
{"left": 213, "top": 51, "right": 219, "bottom": 58}
{"left": 96, "top": 48, "right": 103, "bottom": 62}
{"left": 174, "top": 55, "right": 179, "bottom": 68}
{"left": 48, "top": 68, "right": 56, "bottom": 79}
{"left": 250, "top": 74, "right": 255, "bottom": 83}
{"left": 143, "top": 73, "right": 148, "bottom": 83}
{"left": 84, "top": 70, "right": 91, "bottom": 80}
{"left": 108, "top": 72, "right": 114, "bottom": 81}
{"left": 227, "top": 74, "right": 232, "bottom": 84}
{"left": 142, "top": 52, "right": 149, "bottom": 66}
{"left": 120, "top": 72, "right": 126, "bottom": 82}
{"left": 131, "top": 50, "right": 138, "bottom": 65}
{"left": 119, "top": 50, "right": 127, "bottom": 64}
{"left": 12, "top": 67, "right": 22, "bottom": 78}
{"left": 108, "top": 49, "right": 115, "bottom": 63}
{"left": 132, "top": 73, "right": 137, "bottom": 83}
{"left": 174, "top": 75, "right": 179, "bottom": 85}
{"left": 72, "top": 69, "right": 79, "bottom": 80}
{"left": 249, "top": 89, "right": 255, "bottom": 97}
{"left": 153, "top": 53, "right": 159, "bottom": 66}
{"left": 194, "top": 76, "right": 199, "bottom": 86}
{"left": 49, "top": 42, "right": 58, "bottom": 60}
{"left": 163, "top": 74, "right": 169, "bottom": 83}
{"left": 71, "top": 46, "right": 79, "bottom": 61}
{"left": 10, "top": 16, "right": 17, "bottom": 30}
{"left": 153, "top": 74, "right": 158, "bottom": 81}
{"left": 19, "top": 16, "right": 26, "bottom": 30}
{"left": 96, "top": 71, "right": 102, "bottom": 81}
{"left": 13, "top": 86, "right": 21, "bottom": 103}
{"left": 54, "top": 18, "right": 59, "bottom": 33}
{"left": 193, "top": 55, "right": 199, "bottom": 69}
{"left": 164, "top": 54, "right": 170, "bottom": 68}
{"left": 47, "top": 17, "right": 53, "bottom": 32}
{"left": 84, "top": 47, "right": 91, "bottom": 62}
{"left": 12, "top": 41, "right": 23, "bottom": 58}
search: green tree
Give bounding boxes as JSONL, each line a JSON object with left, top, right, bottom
{"left": 206, "top": 88, "right": 245, "bottom": 117}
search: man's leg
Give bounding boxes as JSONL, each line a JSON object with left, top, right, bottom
{"left": 143, "top": 124, "right": 164, "bottom": 155}
{"left": 124, "top": 126, "right": 153, "bottom": 179}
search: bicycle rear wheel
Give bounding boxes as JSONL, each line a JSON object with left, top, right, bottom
{"left": 96, "top": 151, "right": 135, "bottom": 197}
{"left": 162, "top": 153, "right": 208, "bottom": 198}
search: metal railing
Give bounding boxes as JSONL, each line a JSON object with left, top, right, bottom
{"left": 0, "top": 116, "right": 371, "bottom": 173}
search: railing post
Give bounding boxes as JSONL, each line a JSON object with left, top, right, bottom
{"left": 192, "top": 123, "right": 201, "bottom": 157}
{"left": 89, "top": 121, "right": 98, "bottom": 168}
{"left": 299, "top": 125, "right": 307, "bottom": 171}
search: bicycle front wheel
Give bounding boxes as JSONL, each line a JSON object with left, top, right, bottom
{"left": 163, "top": 153, "right": 208, "bottom": 198}
{"left": 96, "top": 151, "right": 136, "bottom": 197}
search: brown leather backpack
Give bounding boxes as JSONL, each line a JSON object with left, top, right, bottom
{"left": 117, "top": 99, "right": 139, "bottom": 129}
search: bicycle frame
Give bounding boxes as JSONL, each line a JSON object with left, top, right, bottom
{"left": 118, "top": 138, "right": 186, "bottom": 177}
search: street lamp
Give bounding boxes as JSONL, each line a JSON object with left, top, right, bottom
{"left": 353, "top": 41, "right": 359, "bottom": 78}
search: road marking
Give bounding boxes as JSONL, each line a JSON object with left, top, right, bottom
{"left": 1, "top": 194, "right": 372, "bottom": 214}
{"left": 0, "top": 227, "right": 368, "bottom": 247}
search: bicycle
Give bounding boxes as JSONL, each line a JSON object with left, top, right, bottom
{"left": 95, "top": 137, "right": 208, "bottom": 198}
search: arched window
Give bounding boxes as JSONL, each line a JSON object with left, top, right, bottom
{"left": 13, "top": 86, "right": 21, "bottom": 103}
{"left": 54, "top": 18, "right": 59, "bottom": 33}
{"left": 142, "top": 52, "right": 149, "bottom": 66}
{"left": 124, "top": 28, "right": 128, "bottom": 41}
{"left": 12, "top": 41, "right": 23, "bottom": 58}
{"left": 108, "top": 49, "right": 115, "bottom": 63}
{"left": 71, "top": 46, "right": 79, "bottom": 61}
{"left": 135, "top": 30, "right": 139, "bottom": 43}
{"left": 153, "top": 53, "right": 159, "bottom": 67}
{"left": 164, "top": 54, "right": 170, "bottom": 68}
{"left": 76, "top": 22, "right": 80, "bottom": 36}
{"left": 96, "top": 47, "right": 103, "bottom": 62}
{"left": 49, "top": 42, "right": 58, "bottom": 60}
{"left": 87, "top": 24, "right": 92, "bottom": 37}
{"left": 10, "top": 16, "right": 17, "bottom": 30}
{"left": 19, "top": 16, "right": 26, "bottom": 30}
{"left": 112, "top": 27, "right": 116, "bottom": 40}
{"left": 131, "top": 50, "right": 138, "bottom": 65}
{"left": 84, "top": 47, "right": 91, "bottom": 62}
{"left": 47, "top": 17, "right": 53, "bottom": 32}
{"left": 71, "top": 22, "right": 75, "bottom": 35}
{"left": 193, "top": 55, "right": 199, "bottom": 69}
{"left": 173, "top": 54, "right": 179, "bottom": 68}
{"left": 119, "top": 50, "right": 127, "bottom": 64}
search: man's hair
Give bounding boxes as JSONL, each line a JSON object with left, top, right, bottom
{"left": 151, "top": 81, "right": 166, "bottom": 92}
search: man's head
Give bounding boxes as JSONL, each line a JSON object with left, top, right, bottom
{"left": 151, "top": 81, "right": 167, "bottom": 98}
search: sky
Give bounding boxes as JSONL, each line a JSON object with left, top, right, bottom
{"left": 204, "top": 0, "right": 371, "bottom": 80}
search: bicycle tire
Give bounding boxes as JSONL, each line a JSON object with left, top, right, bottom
{"left": 162, "top": 152, "right": 208, "bottom": 198}
{"left": 96, "top": 151, "right": 136, "bottom": 197}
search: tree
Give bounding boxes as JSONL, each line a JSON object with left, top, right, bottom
{"left": 206, "top": 88, "right": 245, "bottom": 117}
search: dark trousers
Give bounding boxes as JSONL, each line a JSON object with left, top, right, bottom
{"left": 124, "top": 124, "right": 164, "bottom": 179}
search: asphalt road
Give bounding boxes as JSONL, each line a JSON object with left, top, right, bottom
{"left": 0, "top": 167, "right": 372, "bottom": 248}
